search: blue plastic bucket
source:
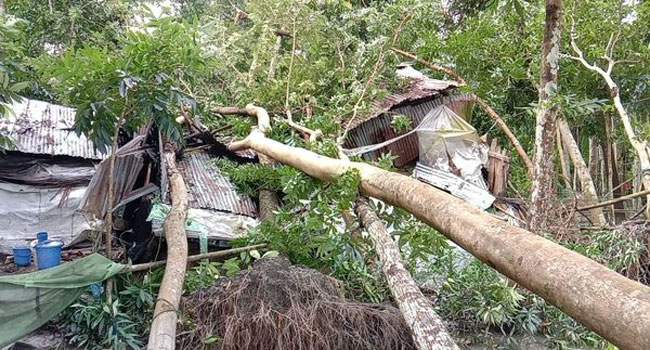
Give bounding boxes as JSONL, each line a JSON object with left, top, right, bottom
{"left": 37, "top": 231, "right": 48, "bottom": 243}
{"left": 35, "top": 240, "right": 63, "bottom": 270}
{"left": 12, "top": 245, "right": 32, "bottom": 267}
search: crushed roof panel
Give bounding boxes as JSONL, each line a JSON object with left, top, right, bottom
{"left": 0, "top": 98, "right": 106, "bottom": 160}
{"left": 178, "top": 151, "right": 258, "bottom": 217}
{"left": 345, "top": 78, "right": 457, "bottom": 130}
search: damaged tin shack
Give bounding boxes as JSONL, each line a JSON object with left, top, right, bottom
{"left": 344, "top": 64, "right": 513, "bottom": 214}
{"left": 0, "top": 97, "right": 259, "bottom": 262}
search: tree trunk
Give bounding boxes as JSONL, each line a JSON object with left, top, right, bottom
{"left": 569, "top": 24, "right": 650, "bottom": 219}
{"left": 557, "top": 119, "right": 605, "bottom": 225}
{"left": 556, "top": 126, "right": 571, "bottom": 189}
{"left": 355, "top": 198, "right": 459, "bottom": 350}
{"left": 147, "top": 143, "right": 189, "bottom": 350}
{"left": 530, "top": 0, "right": 562, "bottom": 231}
{"left": 268, "top": 33, "right": 283, "bottom": 80}
{"left": 229, "top": 129, "right": 650, "bottom": 350}
{"left": 588, "top": 137, "right": 599, "bottom": 189}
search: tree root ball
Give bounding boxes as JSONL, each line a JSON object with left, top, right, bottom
{"left": 177, "top": 257, "right": 416, "bottom": 350}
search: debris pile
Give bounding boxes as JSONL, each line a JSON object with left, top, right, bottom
{"left": 178, "top": 257, "right": 416, "bottom": 350}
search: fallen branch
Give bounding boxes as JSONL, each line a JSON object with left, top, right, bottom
{"left": 286, "top": 110, "right": 323, "bottom": 142}
{"left": 128, "top": 244, "right": 267, "bottom": 272}
{"left": 466, "top": 95, "right": 534, "bottom": 177}
{"left": 391, "top": 48, "right": 466, "bottom": 86}
{"left": 147, "top": 143, "right": 189, "bottom": 350}
{"left": 577, "top": 189, "right": 650, "bottom": 212}
{"left": 355, "top": 198, "right": 459, "bottom": 350}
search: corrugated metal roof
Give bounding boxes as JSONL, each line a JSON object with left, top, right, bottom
{"left": 345, "top": 78, "right": 458, "bottom": 130}
{"left": 178, "top": 151, "right": 258, "bottom": 217}
{"left": 0, "top": 98, "right": 106, "bottom": 159}
{"left": 344, "top": 93, "right": 473, "bottom": 167}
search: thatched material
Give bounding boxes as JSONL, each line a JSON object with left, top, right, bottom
{"left": 177, "top": 257, "right": 416, "bottom": 350}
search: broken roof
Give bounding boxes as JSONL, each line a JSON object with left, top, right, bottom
{"left": 345, "top": 73, "right": 458, "bottom": 130}
{"left": 177, "top": 151, "right": 258, "bottom": 217}
{"left": 0, "top": 98, "right": 106, "bottom": 160}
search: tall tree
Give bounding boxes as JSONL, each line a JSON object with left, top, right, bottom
{"left": 567, "top": 11, "right": 650, "bottom": 219}
{"left": 530, "top": 0, "right": 563, "bottom": 230}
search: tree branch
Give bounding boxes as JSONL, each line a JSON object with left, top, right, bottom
{"left": 390, "top": 48, "right": 466, "bottom": 86}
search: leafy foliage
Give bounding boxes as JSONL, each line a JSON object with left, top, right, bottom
{"left": 41, "top": 15, "right": 205, "bottom": 151}
{"left": 5, "top": 0, "right": 133, "bottom": 57}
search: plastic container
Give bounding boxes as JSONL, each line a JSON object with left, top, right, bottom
{"left": 37, "top": 231, "right": 48, "bottom": 243}
{"left": 12, "top": 245, "right": 32, "bottom": 267}
{"left": 35, "top": 240, "right": 63, "bottom": 270}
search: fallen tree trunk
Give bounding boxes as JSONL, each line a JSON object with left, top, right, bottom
{"left": 147, "top": 144, "right": 189, "bottom": 350}
{"left": 355, "top": 198, "right": 459, "bottom": 350}
{"left": 230, "top": 127, "right": 650, "bottom": 350}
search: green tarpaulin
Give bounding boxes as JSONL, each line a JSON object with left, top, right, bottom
{"left": 0, "top": 254, "right": 125, "bottom": 347}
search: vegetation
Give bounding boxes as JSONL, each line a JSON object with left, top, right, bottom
{"left": 1, "top": 0, "right": 649, "bottom": 349}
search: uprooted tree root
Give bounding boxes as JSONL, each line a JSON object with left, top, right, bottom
{"left": 177, "top": 257, "right": 416, "bottom": 350}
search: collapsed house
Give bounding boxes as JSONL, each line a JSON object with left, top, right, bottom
{"left": 344, "top": 64, "right": 511, "bottom": 211}
{"left": 78, "top": 125, "right": 259, "bottom": 262}
{"left": 0, "top": 98, "right": 259, "bottom": 259}
{"left": 0, "top": 98, "right": 103, "bottom": 254}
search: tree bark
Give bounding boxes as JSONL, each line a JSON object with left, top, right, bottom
{"left": 147, "top": 143, "right": 189, "bottom": 350}
{"left": 229, "top": 128, "right": 650, "bottom": 350}
{"left": 588, "top": 137, "right": 599, "bottom": 189}
{"left": 530, "top": 0, "right": 563, "bottom": 231}
{"left": 557, "top": 118, "right": 605, "bottom": 225}
{"left": 267, "top": 33, "right": 283, "bottom": 80}
{"left": 355, "top": 198, "right": 459, "bottom": 350}
{"left": 556, "top": 125, "right": 572, "bottom": 189}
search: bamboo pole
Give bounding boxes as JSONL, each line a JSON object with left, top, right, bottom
{"left": 576, "top": 189, "right": 650, "bottom": 212}
{"left": 129, "top": 244, "right": 267, "bottom": 272}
